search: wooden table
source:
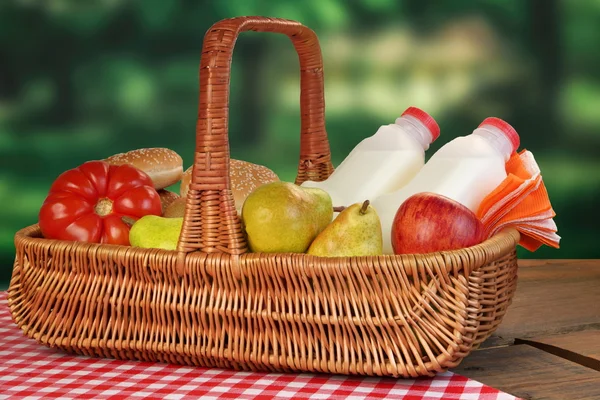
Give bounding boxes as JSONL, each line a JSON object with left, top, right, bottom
{"left": 452, "top": 260, "right": 600, "bottom": 400}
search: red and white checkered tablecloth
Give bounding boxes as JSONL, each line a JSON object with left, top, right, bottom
{"left": 0, "top": 292, "right": 518, "bottom": 400}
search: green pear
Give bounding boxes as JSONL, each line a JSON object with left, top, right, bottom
{"left": 242, "top": 181, "right": 333, "bottom": 253}
{"left": 303, "top": 187, "right": 334, "bottom": 227}
{"left": 129, "top": 215, "right": 183, "bottom": 250}
{"left": 307, "top": 200, "right": 383, "bottom": 257}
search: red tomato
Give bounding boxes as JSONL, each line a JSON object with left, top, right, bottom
{"left": 38, "top": 160, "right": 162, "bottom": 245}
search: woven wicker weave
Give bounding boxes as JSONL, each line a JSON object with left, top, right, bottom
{"left": 8, "top": 16, "right": 520, "bottom": 378}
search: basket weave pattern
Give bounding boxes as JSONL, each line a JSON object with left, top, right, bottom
{"left": 8, "top": 17, "right": 520, "bottom": 378}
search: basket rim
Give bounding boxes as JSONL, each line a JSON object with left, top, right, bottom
{"left": 13, "top": 223, "right": 519, "bottom": 271}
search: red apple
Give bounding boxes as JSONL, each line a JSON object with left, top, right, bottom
{"left": 391, "top": 192, "right": 485, "bottom": 254}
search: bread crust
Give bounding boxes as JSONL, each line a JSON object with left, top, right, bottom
{"left": 105, "top": 148, "right": 183, "bottom": 190}
{"left": 181, "top": 159, "right": 279, "bottom": 213}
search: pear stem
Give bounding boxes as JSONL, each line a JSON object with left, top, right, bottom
{"left": 333, "top": 206, "right": 346, "bottom": 213}
{"left": 359, "top": 200, "right": 370, "bottom": 215}
{"left": 121, "top": 216, "right": 136, "bottom": 227}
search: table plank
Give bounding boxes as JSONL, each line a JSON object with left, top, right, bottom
{"left": 453, "top": 344, "right": 600, "bottom": 400}
{"left": 488, "top": 259, "right": 600, "bottom": 345}
{"left": 515, "top": 329, "right": 600, "bottom": 371}
{"left": 524, "top": 330, "right": 600, "bottom": 360}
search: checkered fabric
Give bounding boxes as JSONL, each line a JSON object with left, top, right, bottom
{"left": 0, "top": 292, "right": 518, "bottom": 400}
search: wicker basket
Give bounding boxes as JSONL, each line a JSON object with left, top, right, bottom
{"left": 8, "top": 16, "right": 520, "bottom": 378}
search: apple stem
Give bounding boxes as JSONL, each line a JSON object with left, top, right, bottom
{"left": 333, "top": 206, "right": 346, "bottom": 213}
{"left": 360, "top": 200, "right": 370, "bottom": 215}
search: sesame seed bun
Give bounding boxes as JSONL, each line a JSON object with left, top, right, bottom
{"left": 163, "top": 197, "right": 186, "bottom": 218}
{"left": 105, "top": 148, "right": 183, "bottom": 190}
{"left": 181, "top": 159, "right": 279, "bottom": 214}
{"left": 157, "top": 189, "right": 180, "bottom": 214}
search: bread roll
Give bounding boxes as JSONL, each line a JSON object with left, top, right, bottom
{"left": 105, "top": 148, "right": 183, "bottom": 190}
{"left": 181, "top": 159, "right": 279, "bottom": 213}
{"left": 163, "top": 197, "right": 186, "bottom": 218}
{"left": 157, "top": 189, "right": 180, "bottom": 214}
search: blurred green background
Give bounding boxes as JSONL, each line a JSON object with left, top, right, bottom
{"left": 1, "top": 0, "right": 599, "bottom": 288}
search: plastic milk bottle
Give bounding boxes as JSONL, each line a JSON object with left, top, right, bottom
{"left": 371, "top": 117, "right": 520, "bottom": 254}
{"left": 301, "top": 107, "right": 440, "bottom": 208}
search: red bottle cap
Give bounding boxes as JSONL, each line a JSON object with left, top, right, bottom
{"left": 478, "top": 117, "right": 520, "bottom": 153}
{"left": 401, "top": 106, "right": 440, "bottom": 142}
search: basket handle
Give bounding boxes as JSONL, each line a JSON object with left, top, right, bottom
{"left": 177, "top": 16, "right": 333, "bottom": 255}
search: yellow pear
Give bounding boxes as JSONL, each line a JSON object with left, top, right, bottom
{"left": 129, "top": 215, "right": 183, "bottom": 250}
{"left": 308, "top": 200, "right": 383, "bottom": 257}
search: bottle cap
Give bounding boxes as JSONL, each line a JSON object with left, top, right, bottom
{"left": 401, "top": 107, "right": 440, "bottom": 142}
{"left": 478, "top": 117, "right": 520, "bottom": 153}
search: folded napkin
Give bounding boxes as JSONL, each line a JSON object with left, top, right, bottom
{"left": 477, "top": 149, "right": 560, "bottom": 251}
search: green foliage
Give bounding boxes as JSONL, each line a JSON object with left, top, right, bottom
{"left": 1, "top": 0, "right": 599, "bottom": 285}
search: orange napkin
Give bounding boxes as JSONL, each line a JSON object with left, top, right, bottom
{"left": 476, "top": 149, "right": 560, "bottom": 252}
